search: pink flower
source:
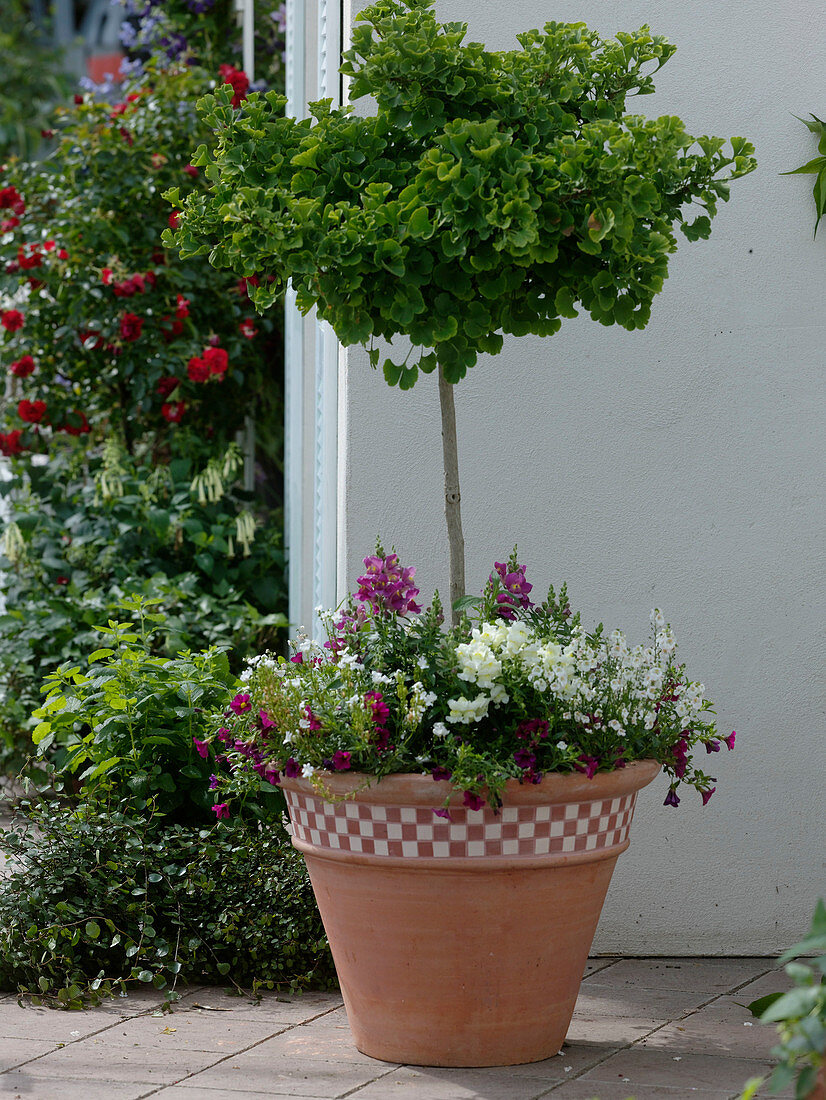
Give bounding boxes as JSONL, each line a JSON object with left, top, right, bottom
{"left": 239, "top": 318, "right": 257, "bottom": 339}
{"left": 168, "top": 211, "right": 180, "bottom": 230}
{"left": 331, "top": 750, "right": 352, "bottom": 771}
{"left": 574, "top": 754, "right": 599, "bottom": 780}
{"left": 700, "top": 786, "right": 716, "bottom": 806}
{"left": 259, "top": 709, "right": 276, "bottom": 730}
{"left": 193, "top": 738, "right": 209, "bottom": 759}
{"left": 723, "top": 731, "right": 736, "bottom": 750}
{"left": 212, "top": 802, "right": 230, "bottom": 819}
{"left": 203, "top": 346, "right": 228, "bottom": 377}
{"left": 183, "top": 164, "right": 199, "bottom": 178}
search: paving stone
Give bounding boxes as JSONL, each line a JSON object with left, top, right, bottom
{"left": 0, "top": 1071, "right": 154, "bottom": 1100}
{"left": 0, "top": 1036, "right": 61, "bottom": 1071}
{"left": 0, "top": 1001, "right": 159, "bottom": 1042}
{"left": 155, "top": 1089, "right": 334, "bottom": 1100}
{"left": 170, "top": 989, "right": 344, "bottom": 1025}
{"left": 639, "top": 998, "right": 781, "bottom": 1060}
{"left": 87, "top": 1012, "right": 290, "bottom": 1053}
{"left": 583, "top": 959, "right": 621, "bottom": 978}
{"left": 575, "top": 981, "right": 714, "bottom": 1020}
{"left": 246, "top": 1026, "right": 394, "bottom": 1066}
{"left": 6, "top": 1041, "right": 221, "bottom": 1084}
{"left": 565, "top": 1016, "right": 663, "bottom": 1046}
{"left": 179, "top": 1054, "right": 393, "bottom": 1096}
{"left": 732, "top": 969, "right": 794, "bottom": 1002}
{"left": 346, "top": 1064, "right": 571, "bottom": 1100}
{"left": 590, "top": 959, "right": 772, "bottom": 994}
{"left": 538, "top": 1082, "right": 729, "bottom": 1097}
{"left": 576, "top": 1047, "right": 778, "bottom": 1093}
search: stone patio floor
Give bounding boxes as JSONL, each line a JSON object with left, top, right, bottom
{"left": 0, "top": 956, "right": 791, "bottom": 1100}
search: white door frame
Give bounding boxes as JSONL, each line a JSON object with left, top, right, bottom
{"left": 284, "top": 0, "right": 342, "bottom": 636}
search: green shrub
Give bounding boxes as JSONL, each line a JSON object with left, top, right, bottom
{"left": 0, "top": 799, "right": 335, "bottom": 1005}
{"left": 0, "top": 446, "right": 286, "bottom": 774}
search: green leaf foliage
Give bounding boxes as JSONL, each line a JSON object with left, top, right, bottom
{"left": 0, "top": 447, "right": 286, "bottom": 777}
{"left": 744, "top": 899, "right": 826, "bottom": 1099}
{"left": 170, "top": 0, "right": 756, "bottom": 385}
{"left": 781, "top": 115, "right": 826, "bottom": 237}
{"left": 0, "top": 801, "right": 335, "bottom": 1004}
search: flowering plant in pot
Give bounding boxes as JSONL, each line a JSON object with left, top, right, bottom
{"left": 171, "top": 0, "right": 752, "bottom": 1068}
{"left": 197, "top": 546, "right": 736, "bottom": 1065}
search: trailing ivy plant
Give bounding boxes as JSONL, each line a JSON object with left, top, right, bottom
{"left": 168, "top": 0, "right": 756, "bottom": 616}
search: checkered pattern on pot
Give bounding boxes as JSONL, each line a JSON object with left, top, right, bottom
{"left": 283, "top": 788, "right": 639, "bottom": 858}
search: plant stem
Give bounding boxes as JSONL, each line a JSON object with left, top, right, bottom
{"left": 438, "top": 364, "right": 465, "bottom": 625}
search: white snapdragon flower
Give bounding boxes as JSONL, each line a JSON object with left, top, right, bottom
{"left": 283, "top": 730, "right": 295, "bottom": 744}
{"left": 371, "top": 670, "right": 393, "bottom": 685}
{"left": 650, "top": 608, "right": 666, "bottom": 630}
{"left": 446, "top": 693, "right": 491, "bottom": 725}
{"left": 456, "top": 638, "right": 502, "bottom": 691}
{"left": 432, "top": 721, "right": 449, "bottom": 738}
{"left": 416, "top": 656, "right": 429, "bottom": 670}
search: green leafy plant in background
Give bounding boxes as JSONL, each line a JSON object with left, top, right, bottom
{"left": 29, "top": 595, "right": 244, "bottom": 823}
{"left": 168, "top": 0, "right": 756, "bottom": 614}
{"left": 740, "top": 900, "right": 826, "bottom": 1100}
{"left": 0, "top": 1, "right": 71, "bottom": 161}
{"left": 0, "top": 800, "right": 334, "bottom": 1006}
{"left": 0, "top": 446, "right": 285, "bottom": 774}
{"left": 781, "top": 115, "right": 826, "bottom": 238}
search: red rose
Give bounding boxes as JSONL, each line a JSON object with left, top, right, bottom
{"left": 0, "top": 185, "right": 22, "bottom": 209}
{"left": 119, "top": 312, "right": 144, "bottom": 341}
{"left": 43, "top": 240, "right": 55, "bottom": 252}
{"left": 175, "top": 294, "right": 189, "bottom": 319}
{"left": 101, "top": 268, "right": 113, "bottom": 285}
{"left": 183, "top": 164, "right": 198, "bottom": 178}
{"left": 218, "top": 64, "right": 250, "bottom": 107}
{"left": 110, "top": 102, "right": 128, "bottom": 119}
{"left": 17, "top": 245, "right": 42, "bottom": 270}
{"left": 187, "top": 356, "right": 210, "bottom": 383}
{"left": 162, "top": 401, "right": 186, "bottom": 423}
{"left": 57, "top": 248, "right": 68, "bottom": 260}
{"left": 59, "top": 410, "right": 90, "bottom": 436}
{"left": 239, "top": 318, "right": 258, "bottom": 339}
{"left": 74, "top": 94, "right": 83, "bottom": 105}
{"left": 0, "top": 429, "right": 24, "bottom": 457}
{"left": 41, "top": 129, "right": 55, "bottom": 138}
{"left": 168, "top": 211, "right": 180, "bottom": 230}
{"left": 1, "top": 217, "right": 20, "bottom": 232}
{"left": 18, "top": 399, "right": 47, "bottom": 423}
{"left": 79, "top": 328, "right": 103, "bottom": 350}
{"left": 119, "top": 128, "right": 133, "bottom": 147}
{"left": 202, "top": 346, "right": 229, "bottom": 377}
{"left": 1, "top": 309, "right": 24, "bottom": 332}
{"left": 160, "top": 316, "right": 184, "bottom": 341}
{"left": 157, "top": 375, "right": 180, "bottom": 398}
{"left": 56, "top": 576, "right": 69, "bottom": 586}
{"left": 10, "top": 355, "right": 35, "bottom": 377}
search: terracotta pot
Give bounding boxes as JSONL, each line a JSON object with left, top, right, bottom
{"left": 282, "top": 760, "right": 659, "bottom": 1067}
{"left": 809, "top": 1061, "right": 826, "bottom": 1100}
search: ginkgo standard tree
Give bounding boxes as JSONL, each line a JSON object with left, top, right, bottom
{"left": 167, "top": 0, "right": 756, "bottom": 621}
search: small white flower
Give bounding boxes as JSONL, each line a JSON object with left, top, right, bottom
{"left": 283, "top": 731, "right": 295, "bottom": 744}
{"left": 301, "top": 764, "right": 315, "bottom": 778}
{"left": 556, "top": 740, "right": 567, "bottom": 751}
{"left": 416, "top": 656, "right": 428, "bottom": 669}
{"left": 432, "top": 721, "right": 449, "bottom": 738}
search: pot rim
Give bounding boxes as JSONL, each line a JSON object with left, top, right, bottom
{"left": 280, "top": 759, "right": 660, "bottom": 807}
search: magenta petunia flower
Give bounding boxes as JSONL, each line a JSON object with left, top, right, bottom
{"left": 700, "top": 786, "right": 716, "bottom": 806}
{"left": 283, "top": 758, "right": 301, "bottom": 778}
{"left": 432, "top": 807, "right": 452, "bottom": 820}
{"left": 229, "top": 693, "right": 252, "bottom": 715}
{"left": 431, "top": 766, "right": 452, "bottom": 782}
{"left": 208, "top": 774, "right": 219, "bottom": 789}
{"left": 574, "top": 754, "right": 599, "bottom": 779}
{"left": 193, "top": 738, "right": 209, "bottom": 759}
{"left": 664, "top": 788, "right": 680, "bottom": 808}
{"left": 212, "top": 802, "right": 230, "bottom": 819}
{"left": 704, "top": 739, "right": 720, "bottom": 753}
{"left": 462, "top": 791, "right": 485, "bottom": 811}
{"left": 259, "top": 709, "right": 276, "bottom": 730}
{"left": 723, "top": 731, "right": 736, "bottom": 750}
{"left": 332, "top": 750, "right": 352, "bottom": 771}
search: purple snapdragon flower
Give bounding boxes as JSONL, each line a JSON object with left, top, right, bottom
{"left": 355, "top": 553, "right": 421, "bottom": 617}
{"left": 489, "top": 560, "right": 533, "bottom": 620}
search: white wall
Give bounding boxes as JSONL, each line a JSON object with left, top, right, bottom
{"left": 338, "top": 0, "right": 826, "bottom": 952}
